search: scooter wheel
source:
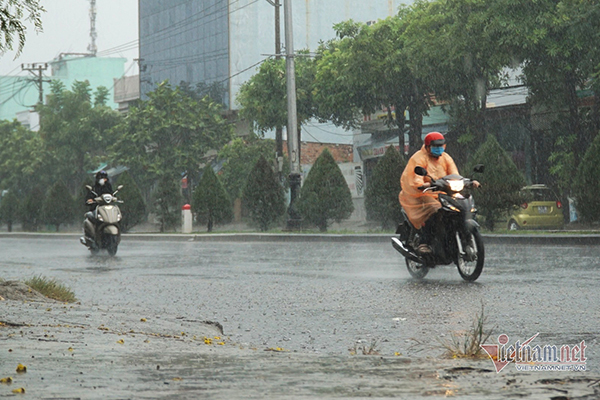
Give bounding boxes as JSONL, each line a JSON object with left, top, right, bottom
{"left": 106, "top": 236, "right": 119, "bottom": 256}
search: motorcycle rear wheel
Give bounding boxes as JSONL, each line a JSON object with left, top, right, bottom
{"left": 455, "top": 230, "right": 484, "bottom": 282}
{"left": 406, "top": 259, "right": 429, "bottom": 279}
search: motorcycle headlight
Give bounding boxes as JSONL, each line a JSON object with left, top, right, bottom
{"left": 448, "top": 179, "right": 464, "bottom": 192}
{"left": 117, "top": 213, "right": 122, "bottom": 221}
{"left": 97, "top": 213, "right": 104, "bottom": 222}
{"left": 102, "top": 194, "right": 112, "bottom": 203}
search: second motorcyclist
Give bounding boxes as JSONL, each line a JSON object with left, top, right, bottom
{"left": 398, "top": 132, "right": 479, "bottom": 255}
{"left": 86, "top": 170, "right": 113, "bottom": 210}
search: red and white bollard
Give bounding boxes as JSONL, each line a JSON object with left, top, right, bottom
{"left": 182, "top": 204, "right": 192, "bottom": 233}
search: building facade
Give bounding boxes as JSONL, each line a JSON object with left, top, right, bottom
{"left": 139, "top": 0, "right": 404, "bottom": 113}
{"left": 0, "top": 55, "right": 126, "bottom": 122}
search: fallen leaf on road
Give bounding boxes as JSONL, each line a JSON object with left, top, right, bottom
{"left": 117, "top": 339, "right": 124, "bottom": 344}
{"left": 12, "top": 387, "right": 25, "bottom": 393}
{"left": 0, "top": 377, "right": 13, "bottom": 384}
{"left": 16, "top": 364, "right": 26, "bottom": 373}
{"left": 265, "top": 347, "right": 287, "bottom": 352}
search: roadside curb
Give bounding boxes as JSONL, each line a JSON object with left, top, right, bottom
{"left": 1, "top": 232, "right": 600, "bottom": 245}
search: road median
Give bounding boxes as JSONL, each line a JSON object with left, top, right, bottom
{"left": 2, "top": 231, "right": 600, "bottom": 245}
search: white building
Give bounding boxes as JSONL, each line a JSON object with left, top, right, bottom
{"left": 139, "top": 0, "right": 405, "bottom": 142}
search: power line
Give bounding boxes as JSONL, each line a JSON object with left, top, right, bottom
{"left": 221, "top": 58, "right": 269, "bottom": 83}
{"left": 0, "top": 80, "right": 34, "bottom": 106}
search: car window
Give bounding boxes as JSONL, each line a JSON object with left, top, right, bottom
{"left": 522, "top": 189, "right": 557, "bottom": 202}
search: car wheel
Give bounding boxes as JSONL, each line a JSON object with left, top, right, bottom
{"left": 508, "top": 220, "right": 520, "bottom": 231}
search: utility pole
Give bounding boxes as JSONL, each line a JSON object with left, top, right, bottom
{"left": 283, "top": 0, "right": 302, "bottom": 229}
{"left": 274, "top": 0, "right": 284, "bottom": 182}
{"left": 88, "top": 0, "right": 98, "bottom": 56}
{"left": 21, "top": 63, "right": 49, "bottom": 105}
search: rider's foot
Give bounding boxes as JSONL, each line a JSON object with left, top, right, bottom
{"left": 416, "top": 244, "right": 432, "bottom": 255}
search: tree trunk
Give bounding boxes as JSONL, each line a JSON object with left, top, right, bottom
{"left": 565, "top": 72, "right": 583, "bottom": 168}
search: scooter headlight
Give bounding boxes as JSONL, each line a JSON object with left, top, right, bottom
{"left": 448, "top": 179, "right": 464, "bottom": 192}
{"left": 97, "top": 213, "right": 104, "bottom": 222}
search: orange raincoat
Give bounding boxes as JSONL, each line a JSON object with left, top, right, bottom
{"left": 399, "top": 145, "right": 459, "bottom": 229}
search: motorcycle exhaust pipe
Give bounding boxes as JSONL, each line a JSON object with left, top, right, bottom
{"left": 391, "top": 237, "right": 423, "bottom": 263}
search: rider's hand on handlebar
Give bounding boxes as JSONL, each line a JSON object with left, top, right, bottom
{"left": 418, "top": 182, "right": 432, "bottom": 191}
{"left": 472, "top": 180, "right": 481, "bottom": 188}
{"left": 86, "top": 199, "right": 94, "bottom": 204}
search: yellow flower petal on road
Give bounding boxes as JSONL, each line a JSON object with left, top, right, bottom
{"left": 172, "top": 377, "right": 182, "bottom": 381}
{"left": 68, "top": 347, "right": 74, "bottom": 352}
{"left": 0, "top": 377, "right": 13, "bottom": 384}
{"left": 12, "top": 387, "right": 25, "bottom": 393}
{"left": 140, "top": 318, "right": 147, "bottom": 322}
{"left": 16, "top": 364, "right": 26, "bottom": 373}
{"left": 117, "top": 339, "right": 124, "bottom": 344}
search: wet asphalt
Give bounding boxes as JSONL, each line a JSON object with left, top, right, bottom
{"left": 1, "top": 235, "right": 599, "bottom": 398}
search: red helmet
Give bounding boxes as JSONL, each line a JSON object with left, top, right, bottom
{"left": 424, "top": 132, "right": 446, "bottom": 146}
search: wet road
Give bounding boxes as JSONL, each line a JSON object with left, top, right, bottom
{"left": 0, "top": 238, "right": 600, "bottom": 398}
{"left": 1, "top": 236, "right": 598, "bottom": 367}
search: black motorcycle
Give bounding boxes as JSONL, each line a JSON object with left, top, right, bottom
{"left": 391, "top": 165, "right": 485, "bottom": 282}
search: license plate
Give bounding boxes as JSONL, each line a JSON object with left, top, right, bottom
{"left": 537, "top": 206, "right": 548, "bottom": 214}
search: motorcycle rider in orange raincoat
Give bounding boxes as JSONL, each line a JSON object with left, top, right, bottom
{"left": 399, "top": 132, "right": 479, "bottom": 255}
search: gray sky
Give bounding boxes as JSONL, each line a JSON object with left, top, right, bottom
{"left": 0, "top": 0, "right": 138, "bottom": 76}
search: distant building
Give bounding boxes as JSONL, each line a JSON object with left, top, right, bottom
{"left": 138, "top": 0, "right": 405, "bottom": 140}
{"left": 113, "top": 75, "right": 140, "bottom": 113}
{"left": 0, "top": 55, "right": 126, "bottom": 122}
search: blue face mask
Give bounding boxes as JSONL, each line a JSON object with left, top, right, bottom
{"left": 430, "top": 146, "right": 444, "bottom": 157}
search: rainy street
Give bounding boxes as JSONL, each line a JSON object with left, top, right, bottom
{"left": 1, "top": 235, "right": 599, "bottom": 398}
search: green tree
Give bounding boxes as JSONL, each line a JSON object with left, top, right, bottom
{"left": 114, "top": 171, "right": 146, "bottom": 233}
{"left": 0, "top": 0, "right": 44, "bottom": 56}
{"left": 402, "top": 0, "right": 514, "bottom": 159}
{"left": 364, "top": 146, "right": 406, "bottom": 230}
{"left": 314, "top": 18, "right": 429, "bottom": 154}
{"left": 574, "top": 133, "right": 600, "bottom": 223}
{"left": 503, "top": 0, "right": 600, "bottom": 193}
{"left": 111, "top": 81, "right": 234, "bottom": 204}
{"left": 20, "top": 186, "right": 44, "bottom": 231}
{"left": 0, "top": 190, "right": 19, "bottom": 231}
{"left": 242, "top": 156, "right": 286, "bottom": 231}
{"left": 154, "top": 175, "right": 181, "bottom": 233}
{"left": 297, "top": 149, "right": 354, "bottom": 232}
{"left": 218, "top": 136, "right": 286, "bottom": 201}
{"left": 192, "top": 166, "right": 232, "bottom": 232}
{"left": 467, "top": 135, "right": 526, "bottom": 231}
{"left": 237, "top": 52, "right": 316, "bottom": 135}
{"left": 0, "top": 120, "right": 48, "bottom": 191}
{"left": 38, "top": 80, "right": 121, "bottom": 194}
{"left": 41, "top": 181, "right": 75, "bottom": 232}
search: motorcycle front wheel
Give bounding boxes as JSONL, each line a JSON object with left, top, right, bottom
{"left": 106, "top": 235, "right": 119, "bottom": 256}
{"left": 406, "top": 259, "right": 429, "bottom": 279}
{"left": 455, "top": 230, "right": 484, "bottom": 282}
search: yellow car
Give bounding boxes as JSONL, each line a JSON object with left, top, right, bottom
{"left": 507, "top": 185, "right": 564, "bottom": 230}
